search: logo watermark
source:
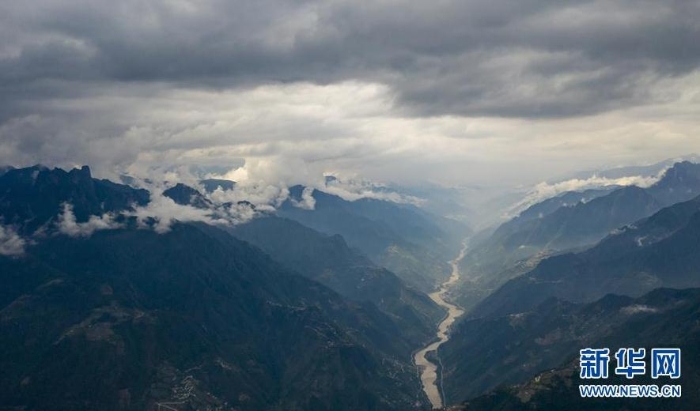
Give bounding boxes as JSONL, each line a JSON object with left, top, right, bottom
{"left": 579, "top": 347, "right": 681, "bottom": 398}
{"left": 579, "top": 384, "right": 681, "bottom": 398}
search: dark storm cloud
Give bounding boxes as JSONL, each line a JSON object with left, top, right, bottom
{"left": 1, "top": 0, "right": 699, "bottom": 119}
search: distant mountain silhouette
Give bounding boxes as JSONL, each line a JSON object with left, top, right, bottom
{"left": 470, "top": 193, "right": 700, "bottom": 319}
{"left": 163, "top": 182, "right": 213, "bottom": 209}
{"left": 456, "top": 161, "right": 700, "bottom": 310}
{"left": 279, "top": 185, "right": 469, "bottom": 292}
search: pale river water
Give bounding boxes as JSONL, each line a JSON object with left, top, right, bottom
{"left": 414, "top": 243, "right": 468, "bottom": 409}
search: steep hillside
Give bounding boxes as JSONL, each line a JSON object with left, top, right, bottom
{"left": 0, "top": 223, "right": 430, "bottom": 410}
{"left": 0, "top": 166, "right": 434, "bottom": 410}
{"left": 470, "top": 194, "right": 700, "bottom": 319}
{"left": 456, "top": 162, "right": 700, "bottom": 309}
{"left": 0, "top": 165, "right": 149, "bottom": 234}
{"left": 230, "top": 215, "right": 446, "bottom": 344}
{"left": 278, "top": 186, "right": 469, "bottom": 292}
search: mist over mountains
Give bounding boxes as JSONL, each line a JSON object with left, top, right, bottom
{"left": 438, "top": 160, "right": 700, "bottom": 408}
{"left": 455, "top": 161, "right": 700, "bottom": 310}
{"left": 2, "top": 158, "right": 700, "bottom": 410}
{"left": 0, "top": 164, "right": 464, "bottom": 410}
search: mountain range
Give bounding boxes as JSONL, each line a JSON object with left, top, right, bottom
{"left": 4, "top": 160, "right": 700, "bottom": 410}
{"left": 469, "top": 191, "right": 700, "bottom": 319}
{"left": 438, "top": 161, "right": 700, "bottom": 408}
{"left": 0, "top": 165, "right": 149, "bottom": 235}
{"left": 229, "top": 215, "right": 446, "bottom": 345}
{"left": 0, "top": 165, "right": 462, "bottom": 410}
{"left": 277, "top": 185, "right": 469, "bottom": 292}
{"left": 455, "top": 161, "right": 700, "bottom": 310}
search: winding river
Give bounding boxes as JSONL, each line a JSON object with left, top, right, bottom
{"left": 414, "top": 243, "right": 468, "bottom": 409}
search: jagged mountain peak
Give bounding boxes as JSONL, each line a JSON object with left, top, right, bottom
{"left": 0, "top": 165, "right": 149, "bottom": 234}
{"left": 163, "top": 182, "right": 212, "bottom": 209}
{"left": 200, "top": 178, "right": 236, "bottom": 193}
{"left": 651, "top": 161, "right": 700, "bottom": 192}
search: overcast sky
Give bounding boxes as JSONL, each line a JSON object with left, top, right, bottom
{"left": 1, "top": 0, "right": 699, "bottom": 189}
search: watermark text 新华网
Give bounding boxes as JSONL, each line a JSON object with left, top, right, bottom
{"left": 579, "top": 347, "right": 681, "bottom": 398}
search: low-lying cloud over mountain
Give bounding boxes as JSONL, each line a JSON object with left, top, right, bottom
{"left": 507, "top": 169, "right": 667, "bottom": 218}
{"left": 0, "top": 164, "right": 450, "bottom": 269}
{"left": 0, "top": 225, "right": 25, "bottom": 256}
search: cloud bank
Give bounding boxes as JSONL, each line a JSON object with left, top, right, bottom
{"left": 509, "top": 171, "right": 666, "bottom": 216}
{"left": 1, "top": 0, "right": 700, "bottom": 215}
{"left": 2, "top": 0, "right": 699, "bottom": 118}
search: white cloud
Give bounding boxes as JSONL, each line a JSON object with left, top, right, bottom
{"left": 291, "top": 187, "right": 316, "bottom": 210}
{"left": 124, "top": 183, "right": 260, "bottom": 233}
{"left": 506, "top": 170, "right": 667, "bottom": 218}
{"left": 0, "top": 224, "right": 26, "bottom": 256}
{"left": 621, "top": 304, "right": 659, "bottom": 315}
{"left": 208, "top": 183, "right": 289, "bottom": 214}
{"left": 209, "top": 158, "right": 426, "bottom": 209}
{"left": 322, "top": 176, "right": 425, "bottom": 206}
{"left": 48, "top": 185, "right": 263, "bottom": 238}
{"left": 57, "top": 203, "right": 122, "bottom": 237}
